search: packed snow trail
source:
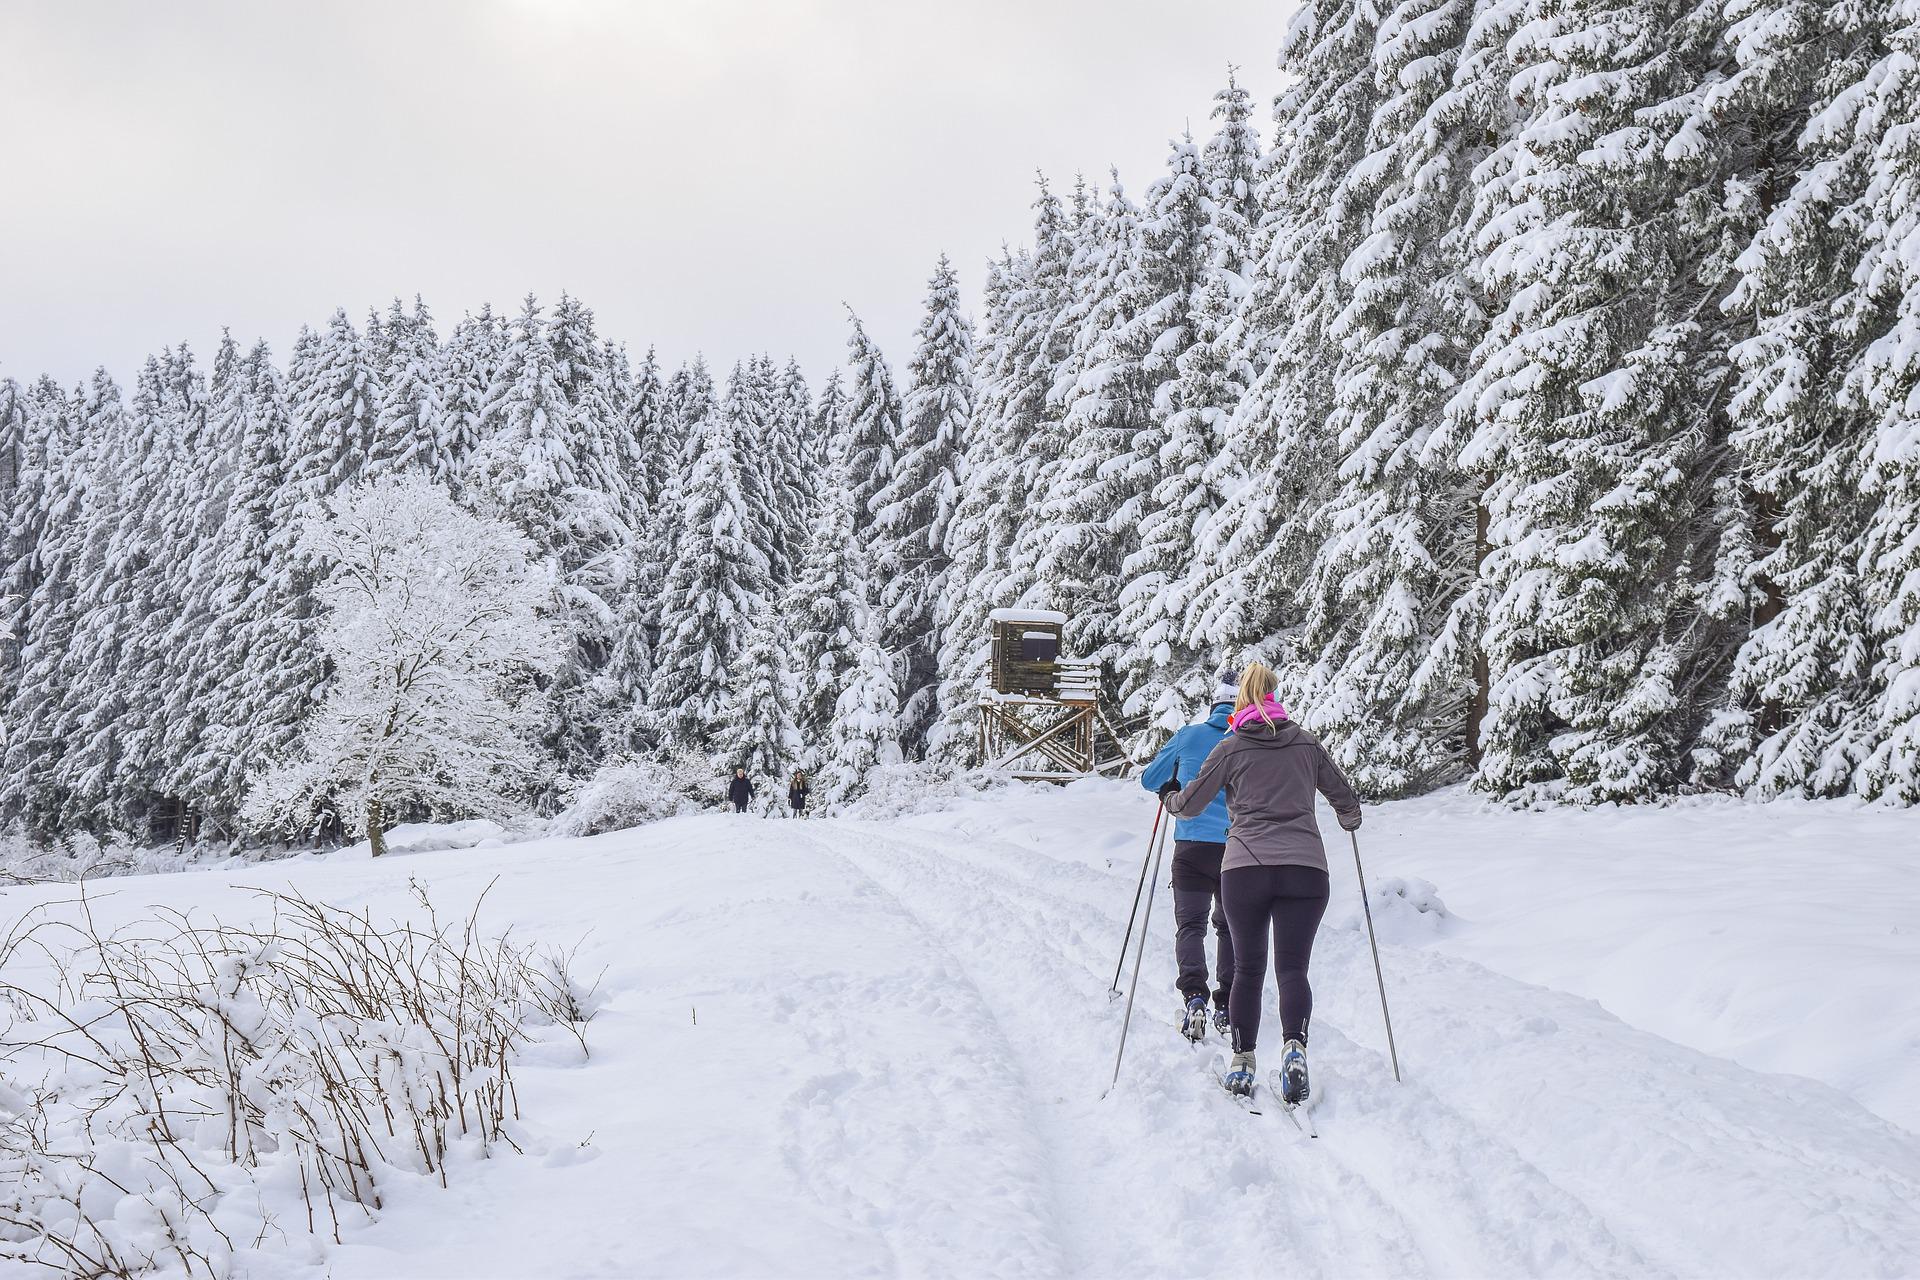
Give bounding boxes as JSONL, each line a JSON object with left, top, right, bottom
{"left": 2, "top": 782, "right": 1916, "bottom": 1278}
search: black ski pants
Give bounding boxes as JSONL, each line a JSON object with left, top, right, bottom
{"left": 1222, "top": 863, "right": 1330, "bottom": 1053}
{"left": 1171, "top": 841, "right": 1233, "bottom": 1007}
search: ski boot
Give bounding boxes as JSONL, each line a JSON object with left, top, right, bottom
{"left": 1280, "top": 1039, "right": 1310, "bottom": 1105}
{"left": 1223, "top": 1050, "right": 1256, "bottom": 1097}
{"left": 1180, "top": 995, "right": 1209, "bottom": 1042}
{"left": 1212, "top": 1005, "right": 1231, "bottom": 1038}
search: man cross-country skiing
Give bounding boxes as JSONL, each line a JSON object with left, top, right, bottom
{"left": 1163, "top": 661, "right": 1362, "bottom": 1105}
{"left": 1139, "top": 669, "right": 1239, "bottom": 1042}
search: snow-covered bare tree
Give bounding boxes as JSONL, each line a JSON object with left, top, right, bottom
{"left": 241, "top": 474, "right": 560, "bottom": 854}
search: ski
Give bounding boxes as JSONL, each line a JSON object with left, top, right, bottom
{"left": 1267, "top": 1070, "right": 1318, "bottom": 1138}
{"left": 1211, "top": 1054, "right": 1262, "bottom": 1114}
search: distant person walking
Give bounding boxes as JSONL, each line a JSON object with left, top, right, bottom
{"left": 728, "top": 768, "right": 754, "bottom": 814}
{"left": 788, "top": 771, "right": 811, "bottom": 817}
{"left": 1163, "top": 661, "right": 1362, "bottom": 1104}
{"left": 1139, "top": 669, "right": 1239, "bottom": 1042}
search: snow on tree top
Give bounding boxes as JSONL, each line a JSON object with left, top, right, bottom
{"left": 987, "top": 608, "right": 1067, "bottom": 626}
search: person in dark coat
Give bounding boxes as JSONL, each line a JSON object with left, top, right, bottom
{"left": 728, "top": 768, "right": 754, "bottom": 813}
{"left": 788, "top": 771, "right": 811, "bottom": 817}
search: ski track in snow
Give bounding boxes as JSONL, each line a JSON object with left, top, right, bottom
{"left": 5, "top": 793, "right": 1917, "bottom": 1279}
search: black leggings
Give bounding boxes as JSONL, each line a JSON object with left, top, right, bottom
{"left": 1222, "top": 864, "right": 1330, "bottom": 1053}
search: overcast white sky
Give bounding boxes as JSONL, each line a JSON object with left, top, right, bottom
{"left": 2, "top": 0, "right": 1293, "bottom": 391}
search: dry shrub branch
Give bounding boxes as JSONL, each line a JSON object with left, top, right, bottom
{"left": 0, "top": 880, "right": 594, "bottom": 1278}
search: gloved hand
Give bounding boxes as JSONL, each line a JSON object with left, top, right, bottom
{"left": 1339, "top": 808, "right": 1363, "bottom": 831}
{"left": 1157, "top": 776, "right": 1181, "bottom": 804}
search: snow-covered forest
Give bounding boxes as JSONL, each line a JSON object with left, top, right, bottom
{"left": 4, "top": 0, "right": 1918, "bottom": 853}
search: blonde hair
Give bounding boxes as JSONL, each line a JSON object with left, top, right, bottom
{"left": 1235, "top": 661, "right": 1279, "bottom": 724}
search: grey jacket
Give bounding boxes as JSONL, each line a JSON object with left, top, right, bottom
{"left": 1165, "top": 717, "right": 1362, "bottom": 874}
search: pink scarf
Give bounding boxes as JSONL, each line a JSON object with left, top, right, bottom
{"left": 1228, "top": 696, "right": 1289, "bottom": 732}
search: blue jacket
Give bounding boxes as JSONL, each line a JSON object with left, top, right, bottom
{"left": 1140, "top": 704, "right": 1232, "bottom": 843}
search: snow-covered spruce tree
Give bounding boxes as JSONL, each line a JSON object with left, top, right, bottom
{"left": 1706, "top": 0, "right": 1890, "bottom": 797}
{"left": 1284, "top": 0, "right": 1491, "bottom": 796}
{"left": 716, "top": 601, "right": 802, "bottom": 779}
{"left": 241, "top": 474, "right": 559, "bottom": 853}
{"left": 367, "top": 296, "right": 444, "bottom": 480}
{"left": 0, "top": 378, "right": 62, "bottom": 717}
{"left": 745, "top": 352, "right": 814, "bottom": 587}
{"left": 548, "top": 293, "right": 634, "bottom": 524}
{"left": 1201, "top": 70, "right": 1265, "bottom": 279}
{"left": 1031, "top": 175, "right": 1154, "bottom": 676}
{"left": 927, "top": 251, "right": 1026, "bottom": 764}
{"left": 155, "top": 335, "right": 252, "bottom": 834}
{"left": 785, "top": 429, "right": 869, "bottom": 750}
{"left": 188, "top": 341, "right": 296, "bottom": 820}
{"left": 0, "top": 377, "right": 22, "bottom": 508}
{"left": 0, "top": 378, "right": 83, "bottom": 838}
{"left": 601, "top": 344, "right": 667, "bottom": 752}
{"left": 439, "top": 305, "right": 507, "bottom": 494}
{"left": 0, "top": 376, "right": 20, "bottom": 765}
{"left": 1183, "top": 0, "right": 1385, "bottom": 672}
{"left": 1111, "top": 134, "right": 1228, "bottom": 731}
{"left": 1405, "top": 0, "right": 1539, "bottom": 771}
{"left": 1006, "top": 178, "right": 1098, "bottom": 619}
{"left": 646, "top": 383, "right": 769, "bottom": 749}
{"left": 624, "top": 359, "right": 714, "bottom": 746}
{"left": 810, "top": 365, "right": 847, "bottom": 472}
{"left": 1447, "top": 0, "right": 1742, "bottom": 802}
{"left": 778, "top": 356, "right": 822, "bottom": 510}
{"left": 617, "top": 344, "right": 666, "bottom": 512}
{"left": 45, "top": 371, "right": 139, "bottom": 833}
{"left": 216, "top": 326, "right": 347, "bottom": 833}
{"left": 725, "top": 358, "right": 790, "bottom": 588}
{"left": 822, "top": 586, "right": 903, "bottom": 805}
{"left": 842, "top": 309, "right": 904, "bottom": 534}
{"left": 469, "top": 295, "right": 630, "bottom": 780}
{"left": 994, "top": 179, "right": 1082, "bottom": 611}
{"left": 876, "top": 255, "right": 974, "bottom": 754}
{"left": 1846, "top": 0, "right": 1920, "bottom": 803}
{"left": 117, "top": 347, "right": 208, "bottom": 835}
{"left": 295, "top": 309, "right": 379, "bottom": 492}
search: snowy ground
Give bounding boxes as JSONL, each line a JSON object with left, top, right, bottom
{"left": 1, "top": 780, "right": 1916, "bottom": 1278}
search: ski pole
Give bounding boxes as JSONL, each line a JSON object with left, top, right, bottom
{"left": 1108, "top": 804, "right": 1164, "bottom": 998}
{"left": 1107, "top": 810, "right": 1170, "bottom": 1095}
{"left": 1350, "top": 829, "right": 1402, "bottom": 1082}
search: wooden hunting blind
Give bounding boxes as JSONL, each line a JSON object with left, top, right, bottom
{"left": 979, "top": 609, "right": 1130, "bottom": 782}
{"left": 990, "top": 613, "right": 1065, "bottom": 696}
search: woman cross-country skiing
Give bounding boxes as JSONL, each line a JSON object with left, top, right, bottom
{"left": 1162, "top": 661, "right": 1362, "bottom": 1104}
{"left": 788, "top": 770, "right": 811, "bottom": 817}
